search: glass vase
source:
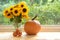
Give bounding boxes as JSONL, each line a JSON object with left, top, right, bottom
{"left": 13, "top": 22, "right": 22, "bottom": 37}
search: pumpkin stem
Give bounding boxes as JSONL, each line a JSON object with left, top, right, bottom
{"left": 32, "top": 14, "right": 38, "bottom": 20}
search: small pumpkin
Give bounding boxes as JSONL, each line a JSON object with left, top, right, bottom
{"left": 24, "top": 15, "right": 41, "bottom": 35}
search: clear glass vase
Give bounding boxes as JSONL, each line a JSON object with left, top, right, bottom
{"left": 13, "top": 22, "right": 22, "bottom": 37}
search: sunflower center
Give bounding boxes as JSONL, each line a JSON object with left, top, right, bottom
{"left": 21, "top": 5, "right": 24, "bottom": 7}
{"left": 10, "top": 8, "right": 13, "bottom": 10}
{"left": 5, "top": 11, "right": 8, "bottom": 13}
{"left": 14, "top": 10, "right": 18, "bottom": 14}
{"left": 23, "top": 8, "right": 27, "bottom": 12}
{"left": 7, "top": 14, "right": 10, "bottom": 16}
{"left": 10, "top": 12, "right": 13, "bottom": 15}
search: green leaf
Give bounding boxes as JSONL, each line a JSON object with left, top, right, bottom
{"left": 10, "top": 18, "right": 14, "bottom": 22}
{"left": 14, "top": 13, "right": 22, "bottom": 23}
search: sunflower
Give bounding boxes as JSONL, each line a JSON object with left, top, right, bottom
{"left": 21, "top": 7, "right": 29, "bottom": 15}
{"left": 3, "top": 9, "right": 8, "bottom": 14}
{"left": 13, "top": 8, "right": 21, "bottom": 16}
{"left": 3, "top": 9, "right": 13, "bottom": 18}
{"left": 22, "top": 15, "right": 29, "bottom": 19}
{"left": 19, "top": 1, "right": 27, "bottom": 8}
{"left": 9, "top": 6, "right": 14, "bottom": 11}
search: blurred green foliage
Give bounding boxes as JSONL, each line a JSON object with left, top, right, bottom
{"left": 0, "top": 0, "right": 60, "bottom": 25}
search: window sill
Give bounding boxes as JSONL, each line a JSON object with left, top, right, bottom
{"left": 0, "top": 25, "right": 60, "bottom": 32}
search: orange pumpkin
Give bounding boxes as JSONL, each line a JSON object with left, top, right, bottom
{"left": 24, "top": 15, "right": 41, "bottom": 35}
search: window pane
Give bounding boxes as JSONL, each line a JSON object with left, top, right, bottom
{"left": 0, "top": 0, "right": 60, "bottom": 25}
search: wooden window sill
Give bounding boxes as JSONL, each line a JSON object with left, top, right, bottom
{"left": 0, "top": 25, "right": 60, "bottom": 32}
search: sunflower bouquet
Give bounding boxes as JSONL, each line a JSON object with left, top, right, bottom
{"left": 3, "top": 1, "right": 29, "bottom": 37}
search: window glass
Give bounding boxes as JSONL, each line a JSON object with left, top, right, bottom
{"left": 0, "top": 0, "right": 60, "bottom": 25}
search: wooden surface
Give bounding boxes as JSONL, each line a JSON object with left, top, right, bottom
{"left": 0, "top": 32, "right": 60, "bottom": 40}
{"left": 0, "top": 25, "right": 60, "bottom": 32}
{"left": 0, "top": 25, "right": 60, "bottom": 40}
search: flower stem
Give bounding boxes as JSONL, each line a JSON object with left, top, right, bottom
{"left": 32, "top": 14, "right": 38, "bottom": 20}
